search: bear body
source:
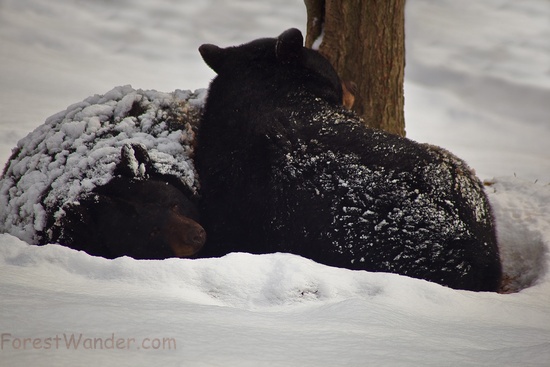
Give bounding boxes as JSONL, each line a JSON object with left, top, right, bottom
{"left": 195, "top": 29, "right": 502, "bottom": 291}
{"left": 0, "top": 86, "right": 206, "bottom": 259}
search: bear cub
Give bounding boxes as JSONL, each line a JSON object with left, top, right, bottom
{"left": 195, "top": 28, "right": 501, "bottom": 291}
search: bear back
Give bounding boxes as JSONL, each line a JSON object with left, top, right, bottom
{"left": 195, "top": 29, "right": 501, "bottom": 291}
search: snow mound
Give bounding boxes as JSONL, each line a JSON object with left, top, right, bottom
{"left": 0, "top": 231, "right": 511, "bottom": 313}
{"left": 0, "top": 233, "right": 393, "bottom": 309}
{"left": 486, "top": 177, "right": 550, "bottom": 292}
{"left": 0, "top": 86, "right": 206, "bottom": 245}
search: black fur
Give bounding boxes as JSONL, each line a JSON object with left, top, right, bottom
{"left": 195, "top": 29, "right": 501, "bottom": 291}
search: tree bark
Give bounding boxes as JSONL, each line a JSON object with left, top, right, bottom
{"left": 305, "top": 0, "right": 406, "bottom": 136}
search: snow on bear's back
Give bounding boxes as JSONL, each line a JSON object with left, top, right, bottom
{"left": 0, "top": 85, "right": 206, "bottom": 245}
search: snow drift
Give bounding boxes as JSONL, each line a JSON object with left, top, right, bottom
{"left": 1, "top": 175, "right": 549, "bottom": 366}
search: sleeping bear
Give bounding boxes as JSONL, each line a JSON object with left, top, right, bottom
{"left": 195, "top": 28, "right": 502, "bottom": 291}
{"left": 0, "top": 86, "right": 206, "bottom": 259}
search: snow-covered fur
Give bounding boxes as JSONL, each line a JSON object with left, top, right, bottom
{"left": 195, "top": 29, "right": 502, "bottom": 291}
{"left": 0, "top": 85, "right": 207, "bottom": 259}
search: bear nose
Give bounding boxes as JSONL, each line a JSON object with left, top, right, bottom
{"left": 163, "top": 211, "right": 206, "bottom": 257}
{"left": 190, "top": 226, "right": 207, "bottom": 247}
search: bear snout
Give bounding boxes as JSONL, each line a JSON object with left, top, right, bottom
{"left": 189, "top": 226, "right": 207, "bottom": 247}
{"left": 163, "top": 212, "right": 206, "bottom": 258}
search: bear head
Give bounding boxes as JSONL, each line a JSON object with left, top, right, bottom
{"left": 53, "top": 144, "right": 206, "bottom": 259}
{"left": 199, "top": 28, "right": 344, "bottom": 108}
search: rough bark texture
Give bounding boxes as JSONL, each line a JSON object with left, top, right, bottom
{"left": 305, "top": 0, "right": 406, "bottom": 136}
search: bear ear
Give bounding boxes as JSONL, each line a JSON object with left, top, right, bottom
{"left": 116, "top": 143, "right": 153, "bottom": 178}
{"left": 276, "top": 28, "right": 304, "bottom": 64}
{"left": 199, "top": 44, "right": 226, "bottom": 73}
{"left": 342, "top": 80, "right": 358, "bottom": 110}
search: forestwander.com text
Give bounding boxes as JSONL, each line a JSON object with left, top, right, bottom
{"left": 1, "top": 333, "right": 177, "bottom": 351}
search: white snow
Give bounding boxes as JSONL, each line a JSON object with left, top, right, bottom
{"left": 404, "top": 0, "right": 550, "bottom": 183}
{"left": 1, "top": 177, "right": 550, "bottom": 366}
{"left": 1, "top": 0, "right": 549, "bottom": 366}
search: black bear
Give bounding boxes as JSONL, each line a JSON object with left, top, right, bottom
{"left": 47, "top": 143, "right": 206, "bottom": 259}
{"left": 195, "top": 28, "right": 502, "bottom": 291}
{"left": 0, "top": 86, "right": 206, "bottom": 259}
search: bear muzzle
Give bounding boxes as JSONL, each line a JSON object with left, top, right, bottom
{"left": 162, "top": 212, "right": 206, "bottom": 258}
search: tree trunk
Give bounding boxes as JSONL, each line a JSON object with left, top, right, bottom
{"left": 305, "top": 0, "right": 406, "bottom": 136}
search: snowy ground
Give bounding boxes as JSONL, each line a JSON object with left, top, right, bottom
{"left": 1, "top": 0, "right": 549, "bottom": 366}
{"left": 1, "top": 177, "right": 550, "bottom": 366}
